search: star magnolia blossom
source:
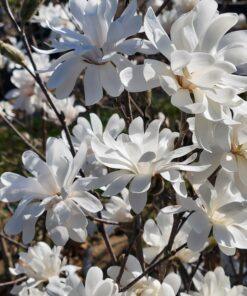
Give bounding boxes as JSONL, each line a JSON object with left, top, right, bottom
{"left": 166, "top": 171, "right": 247, "bottom": 255}
{"left": 10, "top": 242, "right": 78, "bottom": 295}
{"left": 0, "top": 101, "right": 15, "bottom": 120}
{"left": 5, "top": 54, "right": 50, "bottom": 115}
{"left": 33, "top": 3, "right": 74, "bottom": 30}
{"left": 108, "top": 255, "right": 181, "bottom": 296}
{"left": 47, "top": 266, "right": 120, "bottom": 296}
{"left": 39, "top": 0, "right": 156, "bottom": 104}
{"left": 143, "top": 210, "right": 199, "bottom": 264}
{"left": 102, "top": 189, "right": 133, "bottom": 223}
{"left": 181, "top": 267, "right": 247, "bottom": 296}
{"left": 0, "top": 137, "right": 102, "bottom": 245}
{"left": 90, "top": 116, "right": 208, "bottom": 214}
{"left": 45, "top": 96, "right": 85, "bottom": 126}
{"left": 188, "top": 105, "right": 247, "bottom": 195}
{"left": 121, "top": 0, "right": 247, "bottom": 126}
{"left": 68, "top": 113, "right": 125, "bottom": 177}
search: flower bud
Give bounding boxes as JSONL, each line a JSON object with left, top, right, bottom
{"left": 0, "top": 41, "right": 26, "bottom": 66}
{"left": 20, "top": 0, "right": 44, "bottom": 24}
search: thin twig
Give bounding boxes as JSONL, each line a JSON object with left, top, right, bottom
{"left": 87, "top": 215, "right": 120, "bottom": 226}
{"left": 0, "top": 276, "right": 27, "bottom": 287}
{"left": 0, "top": 235, "right": 13, "bottom": 279}
{"left": 125, "top": 92, "right": 133, "bottom": 122}
{"left": 0, "top": 232, "right": 28, "bottom": 250}
{"left": 0, "top": 113, "right": 45, "bottom": 160}
{"left": 97, "top": 213, "right": 117, "bottom": 265}
{"left": 134, "top": 214, "right": 144, "bottom": 271}
{"left": 129, "top": 94, "right": 144, "bottom": 117}
{"left": 116, "top": 228, "right": 143, "bottom": 285}
{"left": 120, "top": 243, "right": 187, "bottom": 292}
{"left": 149, "top": 214, "right": 181, "bottom": 266}
{"left": 155, "top": 0, "right": 170, "bottom": 16}
{"left": 187, "top": 253, "right": 203, "bottom": 291}
{"left": 2, "top": 0, "right": 76, "bottom": 157}
{"left": 175, "top": 112, "right": 188, "bottom": 149}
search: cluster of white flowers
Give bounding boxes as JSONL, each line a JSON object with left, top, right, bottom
{"left": 1, "top": 0, "right": 247, "bottom": 295}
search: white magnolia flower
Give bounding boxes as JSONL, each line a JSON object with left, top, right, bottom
{"left": 0, "top": 100, "right": 15, "bottom": 120}
{"left": 5, "top": 54, "right": 50, "bottom": 115}
{"left": 68, "top": 113, "right": 125, "bottom": 177}
{"left": 189, "top": 104, "right": 247, "bottom": 196}
{"left": 121, "top": 0, "right": 247, "bottom": 125}
{"left": 38, "top": 0, "right": 156, "bottom": 104}
{"left": 108, "top": 255, "right": 181, "bottom": 296}
{"left": 90, "top": 116, "right": 208, "bottom": 214}
{"left": 143, "top": 210, "right": 199, "bottom": 264}
{"left": 33, "top": 3, "right": 74, "bottom": 30}
{"left": 166, "top": 171, "right": 247, "bottom": 255}
{"left": 45, "top": 96, "right": 85, "bottom": 126}
{"left": 0, "top": 137, "right": 102, "bottom": 245}
{"left": 47, "top": 266, "right": 120, "bottom": 296}
{"left": 188, "top": 104, "right": 247, "bottom": 194}
{"left": 10, "top": 242, "right": 78, "bottom": 295}
{"left": 102, "top": 189, "right": 133, "bottom": 223}
{"left": 182, "top": 267, "right": 247, "bottom": 296}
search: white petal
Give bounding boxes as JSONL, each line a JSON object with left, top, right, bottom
{"left": 200, "top": 13, "right": 238, "bottom": 53}
{"left": 103, "top": 174, "right": 134, "bottom": 196}
{"left": 129, "top": 191, "right": 147, "bottom": 214}
{"left": 221, "top": 153, "right": 238, "bottom": 172}
{"left": 100, "top": 63, "right": 124, "bottom": 97}
{"left": 49, "top": 226, "right": 69, "bottom": 246}
{"left": 47, "top": 58, "right": 85, "bottom": 99}
{"left": 144, "top": 7, "right": 173, "bottom": 59}
{"left": 72, "top": 193, "right": 102, "bottom": 213}
{"left": 170, "top": 50, "right": 191, "bottom": 74}
{"left": 163, "top": 273, "right": 181, "bottom": 295}
{"left": 84, "top": 65, "right": 103, "bottom": 105}
{"left": 120, "top": 64, "right": 157, "bottom": 92}
{"left": 171, "top": 89, "right": 205, "bottom": 114}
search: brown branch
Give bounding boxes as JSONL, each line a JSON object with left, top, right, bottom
{"left": 155, "top": 0, "right": 170, "bottom": 16}
{"left": 0, "top": 232, "right": 28, "bottom": 250}
{"left": 0, "top": 276, "right": 27, "bottom": 287}
{"left": 97, "top": 213, "right": 117, "bottom": 265}
{"left": 134, "top": 214, "right": 144, "bottom": 271}
{"left": 187, "top": 253, "right": 203, "bottom": 291}
{"left": 2, "top": 0, "right": 76, "bottom": 157}
{"left": 87, "top": 215, "right": 120, "bottom": 226}
{"left": 116, "top": 228, "right": 143, "bottom": 285}
{"left": 175, "top": 111, "right": 188, "bottom": 149}
{"left": 149, "top": 213, "right": 182, "bottom": 266}
{"left": 120, "top": 243, "right": 187, "bottom": 292}
{"left": 129, "top": 94, "right": 144, "bottom": 117}
{"left": 0, "top": 235, "right": 13, "bottom": 279}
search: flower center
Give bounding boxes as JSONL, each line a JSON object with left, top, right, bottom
{"left": 136, "top": 162, "right": 154, "bottom": 175}
{"left": 209, "top": 210, "right": 231, "bottom": 226}
{"left": 132, "top": 280, "right": 160, "bottom": 296}
{"left": 176, "top": 68, "right": 197, "bottom": 92}
{"left": 231, "top": 143, "right": 247, "bottom": 159}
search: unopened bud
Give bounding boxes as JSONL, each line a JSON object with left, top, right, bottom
{"left": 0, "top": 41, "right": 26, "bottom": 66}
{"left": 20, "top": 0, "right": 44, "bottom": 24}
